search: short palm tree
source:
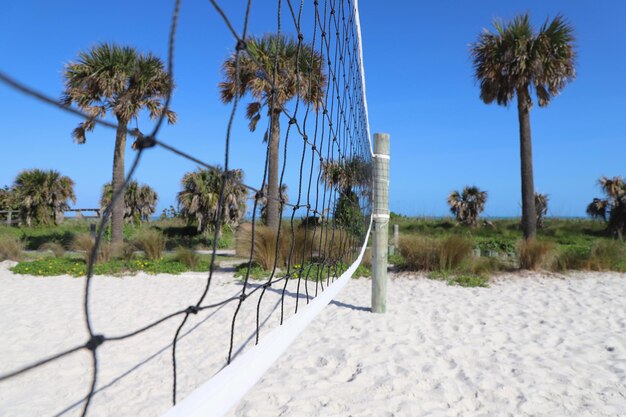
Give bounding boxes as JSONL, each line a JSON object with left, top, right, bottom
{"left": 535, "top": 193, "right": 549, "bottom": 228}
{"left": 471, "top": 14, "right": 576, "bottom": 239}
{"left": 178, "top": 167, "right": 248, "bottom": 233}
{"left": 13, "top": 169, "right": 76, "bottom": 226}
{"left": 321, "top": 157, "right": 369, "bottom": 234}
{"left": 62, "top": 43, "right": 176, "bottom": 244}
{"left": 220, "top": 34, "right": 326, "bottom": 231}
{"left": 588, "top": 176, "right": 626, "bottom": 239}
{"left": 100, "top": 181, "right": 158, "bottom": 224}
{"left": 587, "top": 198, "right": 609, "bottom": 222}
{"left": 0, "top": 186, "right": 16, "bottom": 211}
{"left": 447, "top": 186, "right": 488, "bottom": 227}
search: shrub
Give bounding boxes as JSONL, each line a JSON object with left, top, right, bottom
{"left": 439, "top": 235, "right": 473, "bottom": 270}
{"left": 517, "top": 239, "right": 555, "bottom": 270}
{"left": 0, "top": 235, "right": 24, "bottom": 261}
{"left": 173, "top": 247, "right": 199, "bottom": 269}
{"left": 114, "top": 242, "right": 137, "bottom": 262}
{"left": 398, "top": 236, "right": 440, "bottom": 271}
{"left": 552, "top": 246, "right": 588, "bottom": 271}
{"left": 39, "top": 242, "right": 65, "bottom": 258}
{"left": 587, "top": 240, "right": 625, "bottom": 271}
{"left": 466, "top": 256, "right": 504, "bottom": 276}
{"left": 449, "top": 275, "right": 489, "bottom": 288}
{"left": 72, "top": 234, "right": 112, "bottom": 264}
{"left": 134, "top": 229, "right": 165, "bottom": 260}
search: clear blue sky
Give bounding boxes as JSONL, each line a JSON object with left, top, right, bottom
{"left": 1, "top": 1, "right": 624, "bottom": 217}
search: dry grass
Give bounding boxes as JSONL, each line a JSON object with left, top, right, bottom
{"left": 134, "top": 229, "right": 165, "bottom": 260}
{"left": 0, "top": 235, "right": 24, "bottom": 261}
{"left": 439, "top": 235, "right": 473, "bottom": 270}
{"left": 236, "top": 225, "right": 354, "bottom": 271}
{"left": 72, "top": 234, "right": 112, "bottom": 264}
{"left": 398, "top": 236, "right": 441, "bottom": 271}
{"left": 173, "top": 247, "right": 200, "bottom": 269}
{"left": 39, "top": 242, "right": 65, "bottom": 258}
{"left": 517, "top": 239, "right": 555, "bottom": 270}
{"left": 586, "top": 240, "right": 625, "bottom": 271}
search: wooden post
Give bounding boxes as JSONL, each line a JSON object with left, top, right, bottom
{"left": 7, "top": 211, "right": 12, "bottom": 226}
{"left": 393, "top": 224, "right": 399, "bottom": 247}
{"left": 372, "top": 133, "right": 390, "bottom": 314}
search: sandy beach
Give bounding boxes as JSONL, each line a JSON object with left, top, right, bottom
{"left": 1, "top": 261, "right": 625, "bottom": 417}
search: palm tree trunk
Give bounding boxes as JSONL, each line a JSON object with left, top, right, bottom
{"left": 111, "top": 118, "right": 128, "bottom": 245}
{"left": 517, "top": 87, "right": 537, "bottom": 240}
{"left": 266, "top": 111, "right": 281, "bottom": 231}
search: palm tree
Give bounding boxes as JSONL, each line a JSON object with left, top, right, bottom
{"left": 321, "top": 157, "right": 369, "bottom": 234}
{"left": 447, "top": 186, "right": 488, "bottom": 227}
{"left": 62, "top": 43, "right": 176, "bottom": 244}
{"left": 535, "top": 193, "right": 549, "bottom": 228}
{"left": 12, "top": 169, "right": 76, "bottom": 226}
{"left": 258, "top": 184, "right": 288, "bottom": 224}
{"left": 587, "top": 198, "right": 608, "bottom": 222}
{"left": 219, "top": 34, "right": 326, "bottom": 231}
{"left": 471, "top": 14, "right": 576, "bottom": 240}
{"left": 588, "top": 176, "right": 626, "bottom": 239}
{"left": 100, "top": 181, "right": 158, "bottom": 224}
{"left": 178, "top": 167, "right": 248, "bottom": 233}
{"left": 0, "top": 186, "right": 16, "bottom": 211}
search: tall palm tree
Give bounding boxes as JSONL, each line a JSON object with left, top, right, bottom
{"left": 220, "top": 34, "right": 326, "bottom": 231}
{"left": 178, "top": 167, "right": 248, "bottom": 233}
{"left": 535, "top": 193, "right": 549, "bottom": 228}
{"left": 447, "top": 186, "right": 488, "bottom": 227}
{"left": 471, "top": 14, "right": 576, "bottom": 240}
{"left": 62, "top": 43, "right": 176, "bottom": 244}
{"left": 13, "top": 169, "right": 76, "bottom": 226}
{"left": 100, "top": 181, "right": 158, "bottom": 224}
{"left": 258, "top": 184, "right": 288, "bottom": 224}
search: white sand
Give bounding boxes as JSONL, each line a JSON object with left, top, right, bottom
{"left": 1, "top": 261, "right": 625, "bottom": 417}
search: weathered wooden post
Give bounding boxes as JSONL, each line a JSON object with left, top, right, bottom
{"left": 7, "top": 211, "right": 12, "bottom": 226}
{"left": 372, "top": 133, "right": 390, "bottom": 313}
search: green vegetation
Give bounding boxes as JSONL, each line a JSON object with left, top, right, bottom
{"left": 391, "top": 217, "right": 626, "bottom": 276}
{"left": 447, "top": 186, "right": 487, "bottom": 227}
{"left": 220, "top": 34, "right": 326, "bottom": 231}
{"left": 62, "top": 42, "right": 176, "bottom": 244}
{"left": 178, "top": 167, "right": 247, "bottom": 233}
{"left": 11, "top": 253, "right": 228, "bottom": 277}
{"left": 471, "top": 13, "right": 576, "bottom": 240}
{"left": 12, "top": 169, "right": 76, "bottom": 226}
{"left": 100, "top": 181, "right": 158, "bottom": 224}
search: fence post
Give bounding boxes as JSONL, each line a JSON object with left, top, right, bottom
{"left": 7, "top": 210, "right": 12, "bottom": 226}
{"left": 372, "top": 133, "right": 390, "bottom": 314}
{"left": 393, "top": 223, "right": 399, "bottom": 248}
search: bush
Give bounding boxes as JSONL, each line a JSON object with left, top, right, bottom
{"left": 134, "top": 229, "right": 165, "bottom": 260}
{"left": 72, "top": 234, "right": 112, "bottom": 264}
{"left": 39, "top": 242, "right": 65, "bottom": 258}
{"left": 173, "top": 247, "right": 199, "bottom": 269}
{"left": 517, "top": 239, "right": 555, "bottom": 270}
{"left": 0, "top": 235, "right": 24, "bottom": 261}
{"left": 466, "top": 256, "right": 504, "bottom": 276}
{"left": 237, "top": 225, "right": 353, "bottom": 271}
{"left": 552, "top": 246, "right": 588, "bottom": 271}
{"left": 587, "top": 240, "right": 625, "bottom": 271}
{"left": 439, "top": 235, "right": 473, "bottom": 270}
{"left": 398, "top": 236, "right": 440, "bottom": 271}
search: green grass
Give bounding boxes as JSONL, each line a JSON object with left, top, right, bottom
{"left": 0, "top": 218, "right": 235, "bottom": 251}
{"left": 10, "top": 253, "right": 230, "bottom": 277}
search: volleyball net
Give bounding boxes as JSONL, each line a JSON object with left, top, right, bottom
{"left": 0, "top": 0, "right": 373, "bottom": 415}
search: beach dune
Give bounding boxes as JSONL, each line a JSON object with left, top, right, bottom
{"left": 1, "top": 261, "right": 625, "bottom": 417}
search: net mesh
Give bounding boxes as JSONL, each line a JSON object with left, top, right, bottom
{"left": 0, "top": 0, "right": 372, "bottom": 415}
